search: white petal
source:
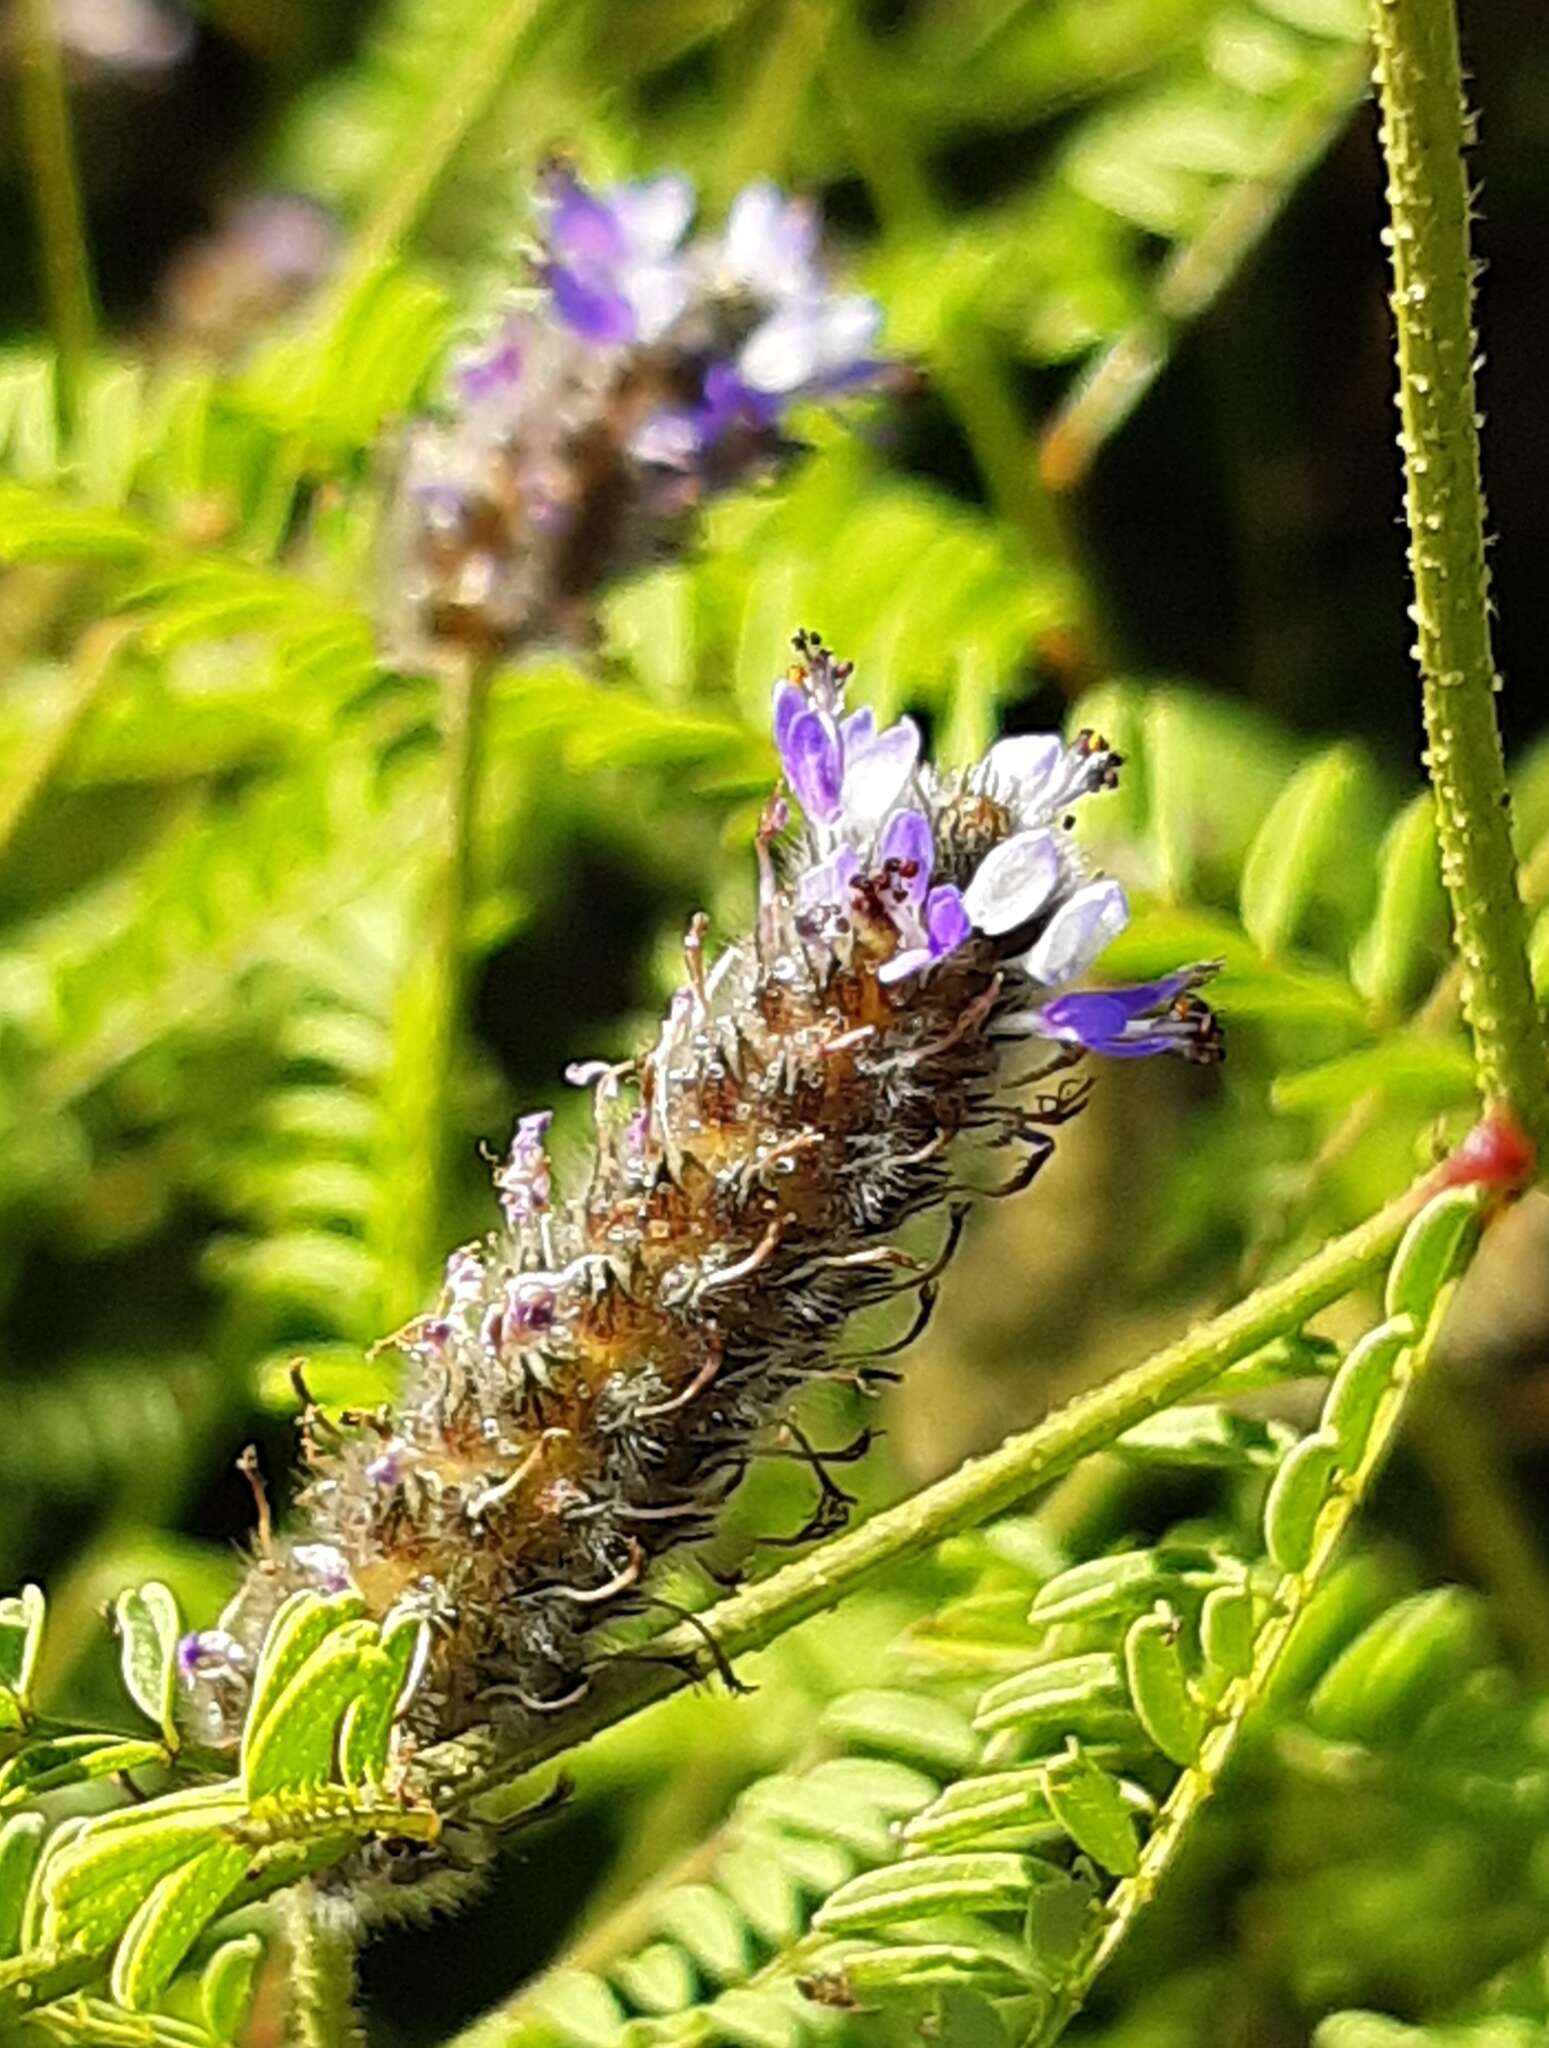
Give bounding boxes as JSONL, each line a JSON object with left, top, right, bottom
{"left": 984, "top": 734, "right": 1063, "bottom": 814}
{"left": 612, "top": 175, "right": 695, "bottom": 258}
{"left": 1019, "top": 878, "right": 1130, "bottom": 988}
{"left": 962, "top": 830, "right": 1061, "bottom": 936}
{"left": 838, "top": 719, "right": 919, "bottom": 831}
{"left": 722, "top": 183, "right": 816, "bottom": 296}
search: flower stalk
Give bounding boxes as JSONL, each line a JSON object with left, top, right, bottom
{"left": 17, "top": 0, "right": 95, "bottom": 428}
{"left": 1369, "top": 0, "right": 1549, "bottom": 1162}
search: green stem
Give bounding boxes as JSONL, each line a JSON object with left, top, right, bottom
{"left": 1369, "top": 0, "right": 1549, "bottom": 1158}
{"left": 386, "top": 657, "right": 493, "bottom": 1321}
{"left": 16, "top": 0, "right": 95, "bottom": 427}
{"left": 440, "top": 1171, "right": 1428, "bottom": 1816}
{"left": 283, "top": 1886, "right": 365, "bottom": 2048}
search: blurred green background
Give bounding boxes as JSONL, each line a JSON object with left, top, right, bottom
{"left": 2, "top": 1, "right": 1549, "bottom": 2042}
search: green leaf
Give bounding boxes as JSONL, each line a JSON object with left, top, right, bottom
{"left": 522, "top": 1969, "right": 626, "bottom": 2047}
{"left": 1270, "top": 1039, "right": 1474, "bottom": 1117}
{"left": 1043, "top": 1746, "right": 1140, "bottom": 1876}
{"left": 0, "top": 480, "right": 153, "bottom": 565}
{"left": 814, "top": 1852, "right": 1034, "bottom": 1933}
{"left": 240, "top": 1588, "right": 366, "bottom": 1781}
{"left": 115, "top": 1583, "right": 183, "bottom": 1750}
{"left": 1263, "top": 1431, "right": 1341, "bottom": 1573}
{"left": 1122, "top": 1606, "right": 1206, "bottom": 1765}
{"left": 338, "top": 1611, "right": 428, "bottom": 1789}
{"left": 612, "top": 1940, "right": 698, "bottom": 2016}
{"left": 653, "top": 1883, "right": 751, "bottom": 1983}
{"left": 972, "top": 1653, "right": 1137, "bottom": 1742}
{"left": 1023, "top": 1860, "right": 1099, "bottom": 1974}
{"left": 843, "top": 1942, "right": 1033, "bottom": 1995}
{"left": 39, "top": 1791, "right": 247, "bottom": 1952}
{"left": 243, "top": 1623, "right": 387, "bottom": 1799}
{"left": 1322, "top": 1318, "right": 1416, "bottom": 1471}
{"left": 1116, "top": 1405, "right": 1296, "bottom": 1469}
{"left": 820, "top": 1689, "right": 978, "bottom": 1773}
{"left": 1238, "top": 745, "right": 1370, "bottom": 958}
{"left": 1349, "top": 792, "right": 1445, "bottom": 1014}
{"left": 0, "top": 1735, "right": 166, "bottom": 1808}
{"left": 0, "top": 1587, "right": 46, "bottom": 1717}
{"left": 1199, "top": 1585, "right": 1255, "bottom": 1684}
{"left": 0, "top": 1813, "right": 45, "bottom": 1958}
{"left": 1383, "top": 1187, "right": 1485, "bottom": 1324}
{"left": 200, "top": 1933, "right": 264, "bottom": 2042}
{"left": 110, "top": 1836, "right": 253, "bottom": 2010}
{"left": 1028, "top": 1546, "right": 1229, "bottom": 1627}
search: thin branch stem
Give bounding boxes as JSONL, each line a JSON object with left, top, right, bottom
{"left": 16, "top": 0, "right": 95, "bottom": 427}
{"left": 1369, "top": 0, "right": 1549, "bottom": 1158}
{"left": 441, "top": 1170, "right": 1430, "bottom": 1816}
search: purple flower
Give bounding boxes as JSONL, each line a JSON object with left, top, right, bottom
{"left": 797, "top": 844, "right": 860, "bottom": 916}
{"left": 772, "top": 679, "right": 919, "bottom": 840}
{"left": 721, "top": 184, "right": 823, "bottom": 300}
{"left": 874, "top": 810, "right": 972, "bottom": 983}
{"left": 632, "top": 363, "right": 781, "bottom": 469}
{"left": 541, "top": 169, "right": 695, "bottom": 348}
{"left": 1010, "top": 968, "right": 1223, "bottom": 1063}
{"left": 979, "top": 729, "right": 1123, "bottom": 833}
{"left": 366, "top": 1440, "right": 409, "bottom": 1489}
{"left": 291, "top": 1543, "right": 353, "bottom": 1595}
{"left": 176, "top": 1629, "right": 247, "bottom": 1682}
{"left": 738, "top": 295, "right": 883, "bottom": 400}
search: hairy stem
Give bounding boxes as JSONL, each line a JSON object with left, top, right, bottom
{"left": 283, "top": 1886, "right": 366, "bottom": 2048}
{"left": 445, "top": 1169, "right": 1430, "bottom": 1814}
{"left": 16, "top": 0, "right": 95, "bottom": 426}
{"left": 1369, "top": 0, "right": 1549, "bottom": 1158}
